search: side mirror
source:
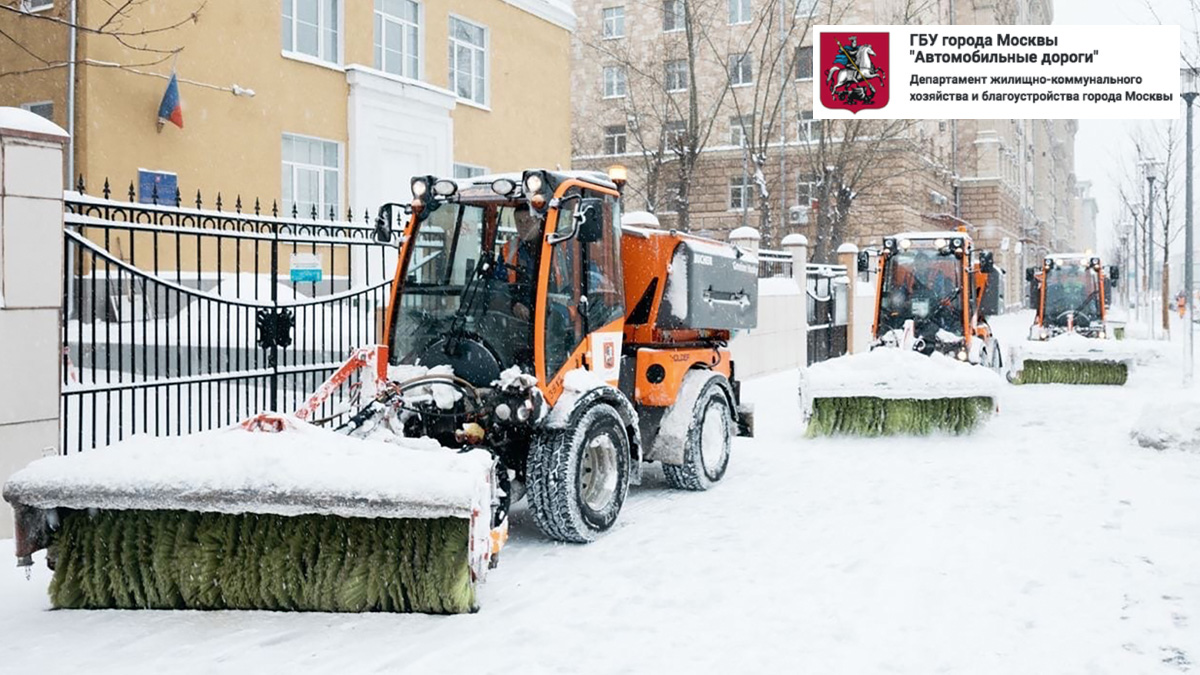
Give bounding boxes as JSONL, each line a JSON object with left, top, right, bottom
{"left": 374, "top": 204, "right": 395, "bottom": 243}
{"left": 576, "top": 198, "right": 605, "bottom": 244}
{"left": 1109, "top": 265, "right": 1120, "bottom": 281}
{"left": 1025, "top": 267, "right": 1035, "bottom": 283}
{"left": 857, "top": 250, "right": 870, "bottom": 273}
{"left": 979, "top": 251, "right": 995, "bottom": 274}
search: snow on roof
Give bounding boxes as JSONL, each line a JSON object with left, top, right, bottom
{"left": 892, "top": 231, "right": 973, "bottom": 243}
{"left": 623, "top": 211, "right": 660, "bottom": 227}
{"left": 0, "top": 107, "right": 68, "bottom": 139}
{"left": 453, "top": 170, "right": 615, "bottom": 191}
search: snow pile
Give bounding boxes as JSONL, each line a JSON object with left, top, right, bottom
{"left": 2, "top": 415, "right": 494, "bottom": 520}
{"left": 1131, "top": 395, "right": 1200, "bottom": 452}
{"left": 799, "top": 348, "right": 1002, "bottom": 413}
{"left": 664, "top": 248, "right": 689, "bottom": 320}
{"left": 544, "top": 368, "right": 610, "bottom": 429}
{"left": 387, "top": 363, "right": 462, "bottom": 409}
{"left": 1010, "top": 333, "right": 1152, "bottom": 369}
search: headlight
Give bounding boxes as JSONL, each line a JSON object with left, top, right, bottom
{"left": 412, "top": 179, "right": 428, "bottom": 198}
{"left": 957, "top": 350, "right": 968, "bottom": 361}
{"left": 899, "top": 238, "right": 912, "bottom": 250}
{"left": 953, "top": 238, "right": 963, "bottom": 247}
{"left": 432, "top": 179, "right": 458, "bottom": 197}
{"left": 524, "top": 173, "right": 544, "bottom": 194}
{"left": 495, "top": 403, "right": 511, "bottom": 421}
{"left": 934, "top": 238, "right": 947, "bottom": 248}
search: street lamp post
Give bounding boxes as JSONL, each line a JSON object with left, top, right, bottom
{"left": 1141, "top": 158, "right": 1160, "bottom": 337}
{"left": 1181, "top": 67, "right": 1197, "bottom": 385}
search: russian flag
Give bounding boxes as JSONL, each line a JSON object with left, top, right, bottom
{"left": 157, "top": 72, "right": 183, "bottom": 129}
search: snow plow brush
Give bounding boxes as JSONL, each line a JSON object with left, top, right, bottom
{"left": 799, "top": 348, "right": 1001, "bottom": 437}
{"left": 1008, "top": 333, "right": 1138, "bottom": 386}
{"left": 2, "top": 414, "right": 501, "bottom": 614}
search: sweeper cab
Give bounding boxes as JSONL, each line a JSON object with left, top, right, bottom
{"left": 870, "top": 230, "right": 1002, "bottom": 369}
{"left": 346, "top": 167, "right": 757, "bottom": 546}
{"left": 1026, "top": 253, "right": 1118, "bottom": 340}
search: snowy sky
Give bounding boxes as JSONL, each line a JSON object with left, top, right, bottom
{"left": 1052, "top": 0, "right": 1194, "bottom": 252}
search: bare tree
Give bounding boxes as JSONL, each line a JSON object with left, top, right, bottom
{"left": 0, "top": 0, "right": 205, "bottom": 77}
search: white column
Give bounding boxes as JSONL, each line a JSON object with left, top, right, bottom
{"left": 729, "top": 225, "right": 761, "bottom": 256}
{"left": 0, "top": 108, "right": 68, "bottom": 538}
{"left": 837, "top": 243, "right": 859, "bottom": 354}
{"left": 783, "top": 233, "right": 809, "bottom": 368}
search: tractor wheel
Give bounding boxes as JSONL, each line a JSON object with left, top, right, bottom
{"left": 663, "top": 376, "right": 733, "bottom": 491}
{"left": 526, "top": 403, "right": 630, "bottom": 543}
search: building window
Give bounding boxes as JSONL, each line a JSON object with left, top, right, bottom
{"left": 662, "top": 0, "right": 684, "bottom": 32}
{"left": 799, "top": 110, "right": 822, "bottom": 142}
{"left": 603, "top": 66, "right": 627, "bottom": 98}
{"left": 449, "top": 15, "right": 488, "bottom": 105}
{"left": 453, "top": 163, "right": 488, "bottom": 179}
{"left": 665, "top": 59, "right": 688, "bottom": 92}
{"left": 665, "top": 120, "right": 687, "bottom": 146}
{"left": 796, "top": 0, "right": 817, "bottom": 15}
{"left": 374, "top": 0, "right": 420, "bottom": 79}
{"left": 729, "top": 0, "right": 751, "bottom": 24}
{"left": 729, "top": 53, "right": 753, "bottom": 86}
{"left": 19, "top": 1, "right": 53, "bottom": 12}
{"left": 602, "top": 6, "right": 625, "bottom": 38}
{"left": 795, "top": 45, "right": 812, "bottom": 80}
{"left": 729, "top": 175, "right": 750, "bottom": 210}
{"left": 797, "top": 174, "right": 819, "bottom": 204}
{"left": 730, "top": 115, "right": 752, "bottom": 147}
{"left": 604, "top": 125, "right": 628, "bottom": 154}
{"left": 20, "top": 101, "right": 53, "bottom": 122}
{"left": 282, "top": 0, "right": 340, "bottom": 64}
{"left": 662, "top": 182, "right": 682, "bottom": 212}
{"left": 282, "top": 134, "right": 340, "bottom": 219}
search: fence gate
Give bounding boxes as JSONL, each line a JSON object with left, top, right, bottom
{"left": 61, "top": 185, "right": 398, "bottom": 453}
{"left": 806, "top": 264, "right": 849, "bottom": 365}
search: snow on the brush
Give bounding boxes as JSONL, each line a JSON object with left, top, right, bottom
{"left": 665, "top": 248, "right": 689, "bottom": 320}
{"left": 1009, "top": 332, "right": 1153, "bottom": 369}
{"left": 799, "top": 347, "right": 1002, "bottom": 414}
{"left": 1131, "top": 394, "right": 1200, "bottom": 452}
{"left": 2, "top": 416, "right": 493, "bottom": 520}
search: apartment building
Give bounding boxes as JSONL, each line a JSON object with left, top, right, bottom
{"left": 0, "top": 0, "right": 575, "bottom": 214}
{"left": 571, "top": 0, "right": 1081, "bottom": 302}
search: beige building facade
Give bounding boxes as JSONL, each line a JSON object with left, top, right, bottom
{"left": 571, "top": 0, "right": 1081, "bottom": 304}
{"left": 0, "top": 0, "right": 575, "bottom": 215}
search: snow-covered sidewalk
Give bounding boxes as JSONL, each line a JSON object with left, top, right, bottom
{"left": 2, "top": 311, "right": 1199, "bottom": 673}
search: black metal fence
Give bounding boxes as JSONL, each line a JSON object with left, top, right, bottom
{"left": 806, "top": 264, "right": 849, "bottom": 365}
{"left": 61, "top": 179, "right": 399, "bottom": 453}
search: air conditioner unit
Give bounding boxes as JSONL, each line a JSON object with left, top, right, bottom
{"left": 788, "top": 205, "right": 809, "bottom": 225}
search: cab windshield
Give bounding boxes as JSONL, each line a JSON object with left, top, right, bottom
{"left": 390, "top": 200, "right": 542, "bottom": 371}
{"left": 1043, "top": 263, "right": 1101, "bottom": 326}
{"left": 877, "top": 246, "right": 964, "bottom": 335}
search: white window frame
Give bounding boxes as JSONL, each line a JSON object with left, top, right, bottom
{"left": 665, "top": 59, "right": 689, "bottom": 92}
{"left": 797, "top": 174, "right": 819, "bottom": 205}
{"left": 20, "top": 1, "right": 53, "bottom": 13}
{"left": 602, "top": 6, "right": 625, "bottom": 39}
{"left": 282, "top": 133, "right": 342, "bottom": 220}
{"left": 730, "top": 116, "right": 752, "bottom": 147}
{"left": 20, "top": 100, "right": 53, "bottom": 122}
{"left": 729, "top": 175, "right": 750, "bottom": 211}
{"left": 795, "top": 45, "right": 813, "bottom": 81}
{"left": 729, "top": 0, "right": 751, "bottom": 25}
{"left": 453, "top": 163, "right": 489, "bottom": 179}
{"left": 665, "top": 120, "right": 687, "bottom": 143}
{"left": 374, "top": 0, "right": 422, "bottom": 80}
{"left": 798, "top": 110, "right": 821, "bottom": 143}
{"left": 795, "top": 0, "right": 818, "bottom": 16}
{"left": 604, "top": 125, "right": 628, "bottom": 154}
{"left": 282, "top": 0, "right": 342, "bottom": 66}
{"left": 662, "top": 0, "right": 684, "bottom": 32}
{"left": 448, "top": 14, "right": 489, "bottom": 107}
{"left": 729, "top": 53, "right": 753, "bottom": 87}
{"left": 603, "top": 66, "right": 627, "bottom": 98}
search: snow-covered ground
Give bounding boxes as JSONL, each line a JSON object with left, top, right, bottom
{"left": 3, "top": 310, "right": 1200, "bottom": 673}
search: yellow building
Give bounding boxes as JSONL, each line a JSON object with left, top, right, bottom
{"left": 0, "top": 0, "right": 575, "bottom": 213}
